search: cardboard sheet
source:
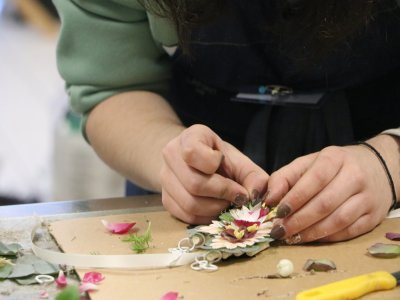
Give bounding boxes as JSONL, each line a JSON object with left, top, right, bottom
{"left": 49, "top": 211, "right": 400, "bottom": 299}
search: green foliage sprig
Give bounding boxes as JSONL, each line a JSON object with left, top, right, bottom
{"left": 122, "top": 222, "right": 152, "bottom": 253}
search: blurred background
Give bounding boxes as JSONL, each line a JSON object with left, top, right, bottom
{"left": 0, "top": 0, "right": 125, "bottom": 205}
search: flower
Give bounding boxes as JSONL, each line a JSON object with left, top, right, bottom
{"left": 230, "top": 202, "right": 269, "bottom": 223}
{"left": 196, "top": 202, "right": 274, "bottom": 250}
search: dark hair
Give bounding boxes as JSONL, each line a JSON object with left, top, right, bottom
{"left": 274, "top": 0, "right": 398, "bottom": 62}
{"left": 139, "top": 0, "right": 225, "bottom": 53}
{"left": 140, "top": 0, "right": 398, "bottom": 58}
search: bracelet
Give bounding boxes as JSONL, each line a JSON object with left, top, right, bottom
{"left": 356, "top": 141, "right": 398, "bottom": 212}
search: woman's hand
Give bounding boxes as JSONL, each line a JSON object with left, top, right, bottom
{"left": 160, "top": 124, "right": 269, "bottom": 224}
{"left": 264, "top": 135, "right": 400, "bottom": 243}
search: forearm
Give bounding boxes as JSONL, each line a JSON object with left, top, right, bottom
{"left": 86, "top": 91, "right": 185, "bottom": 192}
{"left": 366, "top": 133, "right": 400, "bottom": 209}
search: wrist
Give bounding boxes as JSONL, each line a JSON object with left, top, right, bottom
{"left": 366, "top": 134, "right": 400, "bottom": 210}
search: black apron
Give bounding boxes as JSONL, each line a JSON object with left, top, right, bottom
{"left": 168, "top": 1, "right": 400, "bottom": 173}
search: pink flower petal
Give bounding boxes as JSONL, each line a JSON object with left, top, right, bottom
{"left": 234, "top": 220, "right": 260, "bottom": 227}
{"left": 79, "top": 282, "right": 98, "bottom": 293}
{"left": 161, "top": 291, "right": 179, "bottom": 300}
{"left": 386, "top": 232, "right": 400, "bottom": 241}
{"left": 101, "top": 220, "right": 136, "bottom": 234}
{"left": 82, "top": 272, "right": 105, "bottom": 284}
{"left": 259, "top": 207, "right": 269, "bottom": 218}
{"left": 55, "top": 270, "right": 67, "bottom": 288}
{"left": 39, "top": 290, "right": 49, "bottom": 299}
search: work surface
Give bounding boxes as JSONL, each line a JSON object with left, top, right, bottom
{"left": 0, "top": 195, "right": 399, "bottom": 299}
{"left": 0, "top": 195, "right": 163, "bottom": 299}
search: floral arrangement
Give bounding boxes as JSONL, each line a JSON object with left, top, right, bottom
{"left": 188, "top": 200, "right": 277, "bottom": 259}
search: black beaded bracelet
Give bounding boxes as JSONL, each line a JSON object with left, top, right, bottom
{"left": 356, "top": 141, "right": 398, "bottom": 212}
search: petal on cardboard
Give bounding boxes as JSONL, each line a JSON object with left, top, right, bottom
{"left": 79, "top": 282, "right": 98, "bottom": 293}
{"left": 303, "top": 259, "right": 336, "bottom": 272}
{"left": 55, "top": 270, "right": 67, "bottom": 288}
{"left": 367, "top": 243, "right": 400, "bottom": 258}
{"left": 385, "top": 232, "right": 400, "bottom": 241}
{"left": 101, "top": 220, "right": 136, "bottom": 234}
{"left": 82, "top": 271, "right": 105, "bottom": 284}
{"left": 161, "top": 291, "right": 179, "bottom": 300}
{"left": 39, "top": 290, "right": 49, "bottom": 299}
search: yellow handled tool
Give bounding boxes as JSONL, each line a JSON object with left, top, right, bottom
{"left": 296, "top": 271, "right": 400, "bottom": 300}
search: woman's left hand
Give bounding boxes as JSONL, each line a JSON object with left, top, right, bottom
{"left": 264, "top": 134, "right": 399, "bottom": 243}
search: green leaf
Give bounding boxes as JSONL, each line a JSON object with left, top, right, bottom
{"left": 33, "top": 261, "right": 59, "bottom": 275}
{"left": 7, "top": 264, "right": 35, "bottom": 279}
{"left": 0, "top": 257, "right": 13, "bottom": 268}
{"left": 0, "top": 242, "right": 22, "bottom": 256}
{"left": 55, "top": 285, "right": 80, "bottom": 300}
{"left": 0, "top": 264, "right": 13, "bottom": 279}
{"left": 0, "top": 253, "right": 60, "bottom": 280}
{"left": 367, "top": 243, "right": 400, "bottom": 258}
{"left": 219, "top": 212, "right": 234, "bottom": 223}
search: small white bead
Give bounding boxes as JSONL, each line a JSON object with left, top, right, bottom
{"left": 276, "top": 259, "right": 294, "bottom": 277}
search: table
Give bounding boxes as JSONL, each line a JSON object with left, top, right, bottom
{"left": 0, "top": 195, "right": 163, "bottom": 299}
{"left": 0, "top": 196, "right": 399, "bottom": 299}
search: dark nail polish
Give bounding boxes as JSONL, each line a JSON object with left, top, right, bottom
{"left": 233, "top": 194, "right": 248, "bottom": 207}
{"left": 270, "top": 224, "right": 286, "bottom": 240}
{"left": 251, "top": 189, "right": 260, "bottom": 201}
{"left": 261, "top": 190, "right": 270, "bottom": 203}
{"left": 276, "top": 204, "right": 291, "bottom": 218}
{"left": 251, "top": 189, "right": 262, "bottom": 205}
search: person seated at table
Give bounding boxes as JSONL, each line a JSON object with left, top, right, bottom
{"left": 52, "top": 0, "right": 400, "bottom": 243}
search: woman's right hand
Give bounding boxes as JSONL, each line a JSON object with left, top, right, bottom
{"left": 160, "top": 124, "right": 269, "bottom": 224}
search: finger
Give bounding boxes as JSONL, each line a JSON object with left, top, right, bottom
{"left": 241, "top": 170, "right": 269, "bottom": 202}
{"left": 161, "top": 166, "right": 230, "bottom": 217}
{"left": 180, "top": 125, "right": 225, "bottom": 175}
{"left": 278, "top": 169, "right": 361, "bottom": 239}
{"left": 164, "top": 144, "right": 249, "bottom": 205}
{"left": 292, "top": 194, "right": 366, "bottom": 243}
{"left": 219, "top": 143, "right": 269, "bottom": 201}
{"left": 161, "top": 188, "right": 216, "bottom": 225}
{"left": 274, "top": 147, "right": 344, "bottom": 218}
{"left": 317, "top": 213, "right": 377, "bottom": 242}
{"left": 264, "top": 153, "right": 316, "bottom": 207}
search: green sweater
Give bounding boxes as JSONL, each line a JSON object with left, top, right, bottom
{"left": 53, "top": 0, "right": 177, "bottom": 117}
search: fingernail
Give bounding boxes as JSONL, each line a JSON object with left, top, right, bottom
{"left": 252, "top": 189, "right": 263, "bottom": 205}
{"left": 233, "top": 194, "right": 248, "bottom": 207}
{"left": 276, "top": 204, "right": 291, "bottom": 218}
{"left": 251, "top": 189, "right": 260, "bottom": 201}
{"left": 270, "top": 224, "right": 286, "bottom": 240}
{"left": 261, "top": 190, "right": 270, "bottom": 203}
{"left": 285, "top": 233, "right": 302, "bottom": 245}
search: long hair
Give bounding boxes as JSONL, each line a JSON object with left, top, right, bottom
{"left": 139, "top": 0, "right": 226, "bottom": 53}
{"left": 140, "top": 0, "right": 398, "bottom": 58}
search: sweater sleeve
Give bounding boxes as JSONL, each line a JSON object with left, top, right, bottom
{"left": 52, "top": 0, "right": 172, "bottom": 119}
{"left": 382, "top": 128, "right": 400, "bottom": 137}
